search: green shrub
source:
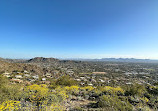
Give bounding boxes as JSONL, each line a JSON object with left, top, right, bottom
{"left": 98, "top": 95, "right": 133, "bottom": 111}
{"left": 147, "top": 85, "right": 158, "bottom": 95}
{"left": 0, "top": 75, "right": 22, "bottom": 103}
{"left": 56, "top": 75, "right": 77, "bottom": 86}
{"left": 123, "top": 84, "right": 146, "bottom": 96}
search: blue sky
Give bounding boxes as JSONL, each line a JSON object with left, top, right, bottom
{"left": 0, "top": 0, "right": 158, "bottom": 59}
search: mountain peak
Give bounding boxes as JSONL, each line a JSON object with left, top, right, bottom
{"left": 28, "top": 57, "right": 59, "bottom": 63}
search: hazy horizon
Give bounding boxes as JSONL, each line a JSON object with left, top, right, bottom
{"left": 0, "top": 0, "right": 158, "bottom": 59}
{"left": 1, "top": 56, "right": 158, "bottom": 60}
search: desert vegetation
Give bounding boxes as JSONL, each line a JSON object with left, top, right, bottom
{"left": 1, "top": 57, "right": 158, "bottom": 110}
{"left": 1, "top": 73, "right": 158, "bottom": 111}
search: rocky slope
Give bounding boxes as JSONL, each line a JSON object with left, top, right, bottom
{"left": 0, "top": 59, "right": 44, "bottom": 75}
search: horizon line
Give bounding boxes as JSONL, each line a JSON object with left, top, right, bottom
{"left": 1, "top": 56, "right": 158, "bottom": 61}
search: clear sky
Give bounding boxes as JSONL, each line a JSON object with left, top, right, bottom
{"left": 0, "top": 0, "right": 158, "bottom": 59}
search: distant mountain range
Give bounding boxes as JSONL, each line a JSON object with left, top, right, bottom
{"left": 1, "top": 57, "right": 158, "bottom": 75}
{"left": 1, "top": 57, "right": 158, "bottom": 63}
{"left": 28, "top": 57, "right": 158, "bottom": 63}
{"left": 69, "top": 58, "right": 158, "bottom": 63}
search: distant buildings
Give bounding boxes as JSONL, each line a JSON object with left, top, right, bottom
{"left": 3, "top": 72, "right": 11, "bottom": 78}
{"left": 32, "top": 75, "right": 39, "bottom": 79}
{"left": 15, "top": 75, "right": 23, "bottom": 79}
